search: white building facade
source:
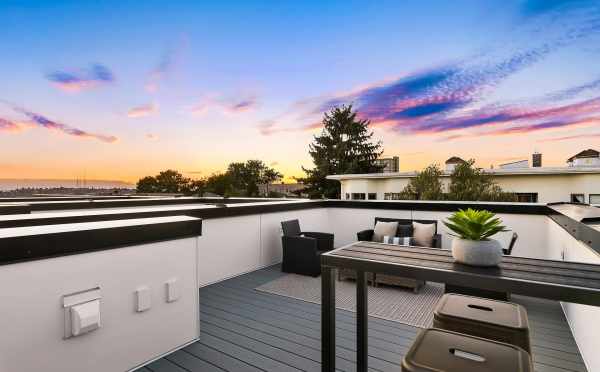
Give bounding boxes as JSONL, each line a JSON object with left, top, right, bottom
{"left": 328, "top": 167, "right": 600, "bottom": 204}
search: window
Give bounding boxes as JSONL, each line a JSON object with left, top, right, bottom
{"left": 515, "top": 193, "right": 538, "bottom": 203}
{"left": 351, "top": 193, "right": 366, "bottom": 200}
{"left": 571, "top": 194, "right": 585, "bottom": 203}
{"left": 368, "top": 193, "right": 377, "bottom": 200}
{"left": 384, "top": 193, "right": 402, "bottom": 200}
{"left": 590, "top": 194, "right": 600, "bottom": 204}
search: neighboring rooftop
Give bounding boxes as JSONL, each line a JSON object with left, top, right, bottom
{"left": 327, "top": 165, "right": 600, "bottom": 180}
{"left": 444, "top": 156, "right": 465, "bottom": 164}
{"left": 568, "top": 149, "right": 600, "bottom": 162}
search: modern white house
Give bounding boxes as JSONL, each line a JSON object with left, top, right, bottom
{"left": 327, "top": 150, "right": 600, "bottom": 203}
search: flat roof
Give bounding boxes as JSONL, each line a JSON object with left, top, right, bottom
{"left": 327, "top": 166, "right": 600, "bottom": 180}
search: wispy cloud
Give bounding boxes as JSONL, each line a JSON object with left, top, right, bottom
{"left": 146, "top": 36, "right": 188, "bottom": 93}
{"left": 1, "top": 103, "right": 117, "bottom": 143}
{"left": 145, "top": 133, "right": 159, "bottom": 140}
{"left": 190, "top": 94, "right": 259, "bottom": 116}
{"left": 539, "top": 131, "right": 600, "bottom": 142}
{"left": 257, "top": 119, "right": 320, "bottom": 136}
{"left": 127, "top": 103, "right": 158, "bottom": 118}
{"left": 257, "top": 0, "right": 600, "bottom": 138}
{"left": 0, "top": 118, "right": 22, "bottom": 132}
{"left": 546, "top": 77, "right": 600, "bottom": 101}
{"left": 46, "top": 64, "right": 115, "bottom": 92}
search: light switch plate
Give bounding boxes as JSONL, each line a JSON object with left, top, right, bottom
{"left": 166, "top": 278, "right": 179, "bottom": 303}
{"left": 136, "top": 286, "right": 151, "bottom": 312}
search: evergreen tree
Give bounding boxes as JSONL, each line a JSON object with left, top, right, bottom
{"left": 301, "top": 104, "right": 383, "bottom": 198}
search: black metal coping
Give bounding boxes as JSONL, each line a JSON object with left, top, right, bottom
{"left": 0, "top": 205, "right": 217, "bottom": 228}
{"left": 0, "top": 203, "right": 31, "bottom": 215}
{"left": 0, "top": 195, "right": 144, "bottom": 202}
{"left": 18, "top": 196, "right": 299, "bottom": 212}
{"left": 327, "top": 200, "right": 551, "bottom": 214}
{"left": 0, "top": 216, "right": 202, "bottom": 266}
{"left": 548, "top": 203, "right": 600, "bottom": 257}
{"left": 0, "top": 199, "right": 552, "bottom": 228}
{"left": 2, "top": 196, "right": 554, "bottom": 215}
{"left": 0, "top": 201, "right": 328, "bottom": 228}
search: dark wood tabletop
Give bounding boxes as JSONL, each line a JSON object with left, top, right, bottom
{"left": 320, "top": 241, "right": 600, "bottom": 372}
{"left": 322, "top": 241, "right": 600, "bottom": 306}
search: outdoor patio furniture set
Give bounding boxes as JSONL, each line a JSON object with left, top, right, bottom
{"left": 280, "top": 217, "right": 535, "bottom": 371}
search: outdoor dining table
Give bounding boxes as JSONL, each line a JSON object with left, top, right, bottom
{"left": 320, "top": 241, "right": 600, "bottom": 372}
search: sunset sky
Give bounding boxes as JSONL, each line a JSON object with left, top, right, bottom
{"left": 1, "top": 0, "right": 600, "bottom": 184}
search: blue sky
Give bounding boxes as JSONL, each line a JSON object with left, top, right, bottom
{"left": 1, "top": 0, "right": 599, "bottom": 181}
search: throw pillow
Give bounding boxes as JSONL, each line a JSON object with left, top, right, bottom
{"left": 413, "top": 222, "right": 436, "bottom": 247}
{"left": 397, "top": 224, "right": 414, "bottom": 237}
{"left": 373, "top": 221, "right": 399, "bottom": 243}
{"left": 399, "top": 237, "right": 416, "bottom": 246}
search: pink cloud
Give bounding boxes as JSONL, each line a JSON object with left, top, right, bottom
{"left": 538, "top": 132, "right": 600, "bottom": 142}
{"left": 145, "top": 133, "right": 159, "bottom": 140}
{"left": 46, "top": 64, "right": 115, "bottom": 92}
{"left": 127, "top": 103, "right": 158, "bottom": 118}
{"left": 0, "top": 118, "right": 22, "bottom": 132}
{"left": 258, "top": 120, "right": 321, "bottom": 136}
{"left": 190, "top": 94, "right": 259, "bottom": 116}
{"left": 3, "top": 104, "right": 117, "bottom": 143}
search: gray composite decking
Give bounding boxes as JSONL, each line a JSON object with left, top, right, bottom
{"left": 142, "top": 265, "right": 588, "bottom": 372}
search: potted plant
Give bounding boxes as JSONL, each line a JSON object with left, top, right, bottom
{"left": 444, "top": 208, "right": 509, "bottom": 267}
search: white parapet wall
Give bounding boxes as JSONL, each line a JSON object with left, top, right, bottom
{"left": 0, "top": 237, "right": 199, "bottom": 372}
{"left": 197, "top": 207, "right": 330, "bottom": 287}
{"left": 328, "top": 206, "right": 549, "bottom": 258}
{"left": 548, "top": 219, "right": 600, "bottom": 372}
{"left": 196, "top": 204, "right": 551, "bottom": 289}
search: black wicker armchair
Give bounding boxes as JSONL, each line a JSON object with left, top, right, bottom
{"left": 281, "top": 219, "right": 334, "bottom": 277}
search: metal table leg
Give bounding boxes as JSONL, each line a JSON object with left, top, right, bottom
{"left": 357, "top": 270, "right": 368, "bottom": 372}
{"left": 322, "top": 265, "right": 336, "bottom": 372}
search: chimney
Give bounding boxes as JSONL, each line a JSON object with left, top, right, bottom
{"left": 532, "top": 152, "right": 542, "bottom": 167}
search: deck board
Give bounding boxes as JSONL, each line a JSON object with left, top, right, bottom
{"left": 141, "top": 265, "right": 588, "bottom": 372}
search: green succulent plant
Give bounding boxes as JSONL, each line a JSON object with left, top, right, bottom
{"left": 444, "top": 208, "right": 509, "bottom": 241}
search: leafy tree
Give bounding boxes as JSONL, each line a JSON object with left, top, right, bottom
{"left": 400, "top": 164, "right": 444, "bottom": 200}
{"left": 448, "top": 160, "right": 517, "bottom": 202}
{"left": 154, "top": 169, "right": 191, "bottom": 193}
{"left": 227, "top": 160, "right": 283, "bottom": 197}
{"left": 205, "top": 173, "right": 234, "bottom": 196}
{"left": 136, "top": 169, "right": 197, "bottom": 194}
{"left": 136, "top": 176, "right": 159, "bottom": 193}
{"left": 184, "top": 179, "right": 206, "bottom": 196}
{"left": 301, "top": 104, "right": 383, "bottom": 198}
{"left": 136, "top": 161, "right": 283, "bottom": 197}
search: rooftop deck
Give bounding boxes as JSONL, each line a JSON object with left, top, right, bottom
{"left": 141, "top": 266, "right": 587, "bottom": 372}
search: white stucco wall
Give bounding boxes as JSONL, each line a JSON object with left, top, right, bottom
{"left": 547, "top": 220, "right": 600, "bottom": 372}
{"left": 197, "top": 208, "right": 330, "bottom": 287}
{"left": 0, "top": 238, "right": 199, "bottom": 372}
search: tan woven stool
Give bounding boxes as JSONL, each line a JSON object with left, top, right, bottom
{"left": 402, "top": 328, "right": 532, "bottom": 372}
{"left": 433, "top": 293, "right": 531, "bottom": 353}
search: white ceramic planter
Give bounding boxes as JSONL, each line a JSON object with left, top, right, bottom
{"left": 451, "top": 238, "right": 503, "bottom": 267}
